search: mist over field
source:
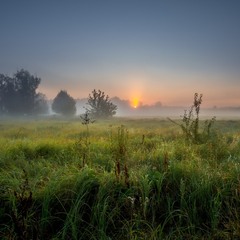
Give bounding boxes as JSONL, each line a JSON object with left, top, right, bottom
{"left": 0, "top": 68, "right": 239, "bottom": 119}
{"left": 71, "top": 97, "right": 240, "bottom": 119}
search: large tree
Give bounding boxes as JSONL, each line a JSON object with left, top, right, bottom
{"left": 14, "top": 69, "right": 41, "bottom": 114}
{"left": 86, "top": 89, "right": 117, "bottom": 118}
{"left": 0, "top": 69, "right": 45, "bottom": 115}
{"left": 52, "top": 90, "right": 76, "bottom": 116}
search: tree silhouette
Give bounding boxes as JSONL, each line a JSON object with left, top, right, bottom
{"left": 86, "top": 89, "right": 117, "bottom": 118}
{"left": 52, "top": 90, "right": 76, "bottom": 116}
{"left": 0, "top": 69, "right": 44, "bottom": 115}
{"left": 14, "top": 69, "right": 41, "bottom": 114}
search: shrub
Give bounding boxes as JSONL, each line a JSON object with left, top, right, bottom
{"left": 52, "top": 90, "right": 76, "bottom": 116}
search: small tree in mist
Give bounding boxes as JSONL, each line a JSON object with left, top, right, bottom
{"left": 52, "top": 90, "right": 76, "bottom": 116}
{"left": 86, "top": 89, "right": 117, "bottom": 119}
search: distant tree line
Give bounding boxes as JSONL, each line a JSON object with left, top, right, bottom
{"left": 0, "top": 69, "right": 117, "bottom": 118}
{"left": 0, "top": 69, "right": 48, "bottom": 115}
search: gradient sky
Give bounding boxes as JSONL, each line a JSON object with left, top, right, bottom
{"left": 1, "top": 0, "right": 240, "bottom": 107}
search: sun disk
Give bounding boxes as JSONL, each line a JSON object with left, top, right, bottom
{"left": 131, "top": 98, "right": 139, "bottom": 108}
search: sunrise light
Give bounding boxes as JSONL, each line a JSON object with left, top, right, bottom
{"left": 131, "top": 98, "right": 139, "bottom": 108}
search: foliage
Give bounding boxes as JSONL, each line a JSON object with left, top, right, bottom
{"left": 0, "top": 69, "right": 46, "bottom": 115}
{"left": 168, "top": 93, "right": 216, "bottom": 143}
{"left": 86, "top": 89, "right": 117, "bottom": 119}
{"left": 52, "top": 90, "right": 76, "bottom": 116}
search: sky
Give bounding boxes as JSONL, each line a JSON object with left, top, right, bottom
{"left": 1, "top": 0, "right": 240, "bottom": 108}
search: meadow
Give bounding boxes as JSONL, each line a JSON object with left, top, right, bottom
{"left": 0, "top": 116, "right": 240, "bottom": 239}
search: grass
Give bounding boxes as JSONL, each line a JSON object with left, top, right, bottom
{"left": 0, "top": 117, "right": 240, "bottom": 239}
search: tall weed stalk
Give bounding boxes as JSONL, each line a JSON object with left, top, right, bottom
{"left": 111, "top": 125, "right": 130, "bottom": 186}
{"left": 168, "top": 93, "right": 216, "bottom": 144}
{"left": 75, "top": 111, "right": 95, "bottom": 167}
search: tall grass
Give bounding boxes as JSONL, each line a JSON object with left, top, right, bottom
{"left": 0, "top": 117, "right": 240, "bottom": 239}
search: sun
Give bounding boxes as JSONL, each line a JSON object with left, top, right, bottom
{"left": 131, "top": 98, "right": 139, "bottom": 108}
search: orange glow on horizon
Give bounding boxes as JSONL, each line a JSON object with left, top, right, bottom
{"left": 131, "top": 97, "right": 139, "bottom": 108}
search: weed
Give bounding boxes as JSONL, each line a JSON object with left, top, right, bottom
{"left": 168, "top": 93, "right": 216, "bottom": 144}
{"left": 80, "top": 110, "right": 95, "bottom": 127}
{"left": 75, "top": 111, "right": 95, "bottom": 167}
{"left": 74, "top": 137, "right": 90, "bottom": 167}
{"left": 163, "top": 151, "right": 169, "bottom": 172}
{"left": 111, "top": 125, "right": 130, "bottom": 186}
{"left": 10, "top": 169, "right": 36, "bottom": 240}
{"left": 124, "top": 164, "right": 130, "bottom": 188}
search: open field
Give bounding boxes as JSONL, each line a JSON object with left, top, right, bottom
{"left": 0, "top": 117, "right": 240, "bottom": 239}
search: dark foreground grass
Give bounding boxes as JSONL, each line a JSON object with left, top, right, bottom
{"left": 0, "top": 117, "right": 240, "bottom": 239}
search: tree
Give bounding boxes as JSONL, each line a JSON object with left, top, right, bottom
{"left": 52, "top": 90, "right": 76, "bottom": 116}
{"left": 86, "top": 89, "right": 117, "bottom": 118}
{"left": 34, "top": 93, "right": 49, "bottom": 114}
{"left": 14, "top": 69, "right": 41, "bottom": 114}
{"left": 0, "top": 69, "right": 43, "bottom": 115}
{"left": 0, "top": 74, "right": 8, "bottom": 113}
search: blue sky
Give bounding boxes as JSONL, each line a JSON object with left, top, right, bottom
{"left": 1, "top": 0, "right": 240, "bottom": 107}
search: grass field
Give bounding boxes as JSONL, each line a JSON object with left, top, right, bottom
{"left": 0, "top": 117, "right": 240, "bottom": 239}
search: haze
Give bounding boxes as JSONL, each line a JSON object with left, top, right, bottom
{"left": 1, "top": 0, "right": 240, "bottom": 111}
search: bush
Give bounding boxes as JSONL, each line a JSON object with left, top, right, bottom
{"left": 52, "top": 90, "right": 76, "bottom": 116}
